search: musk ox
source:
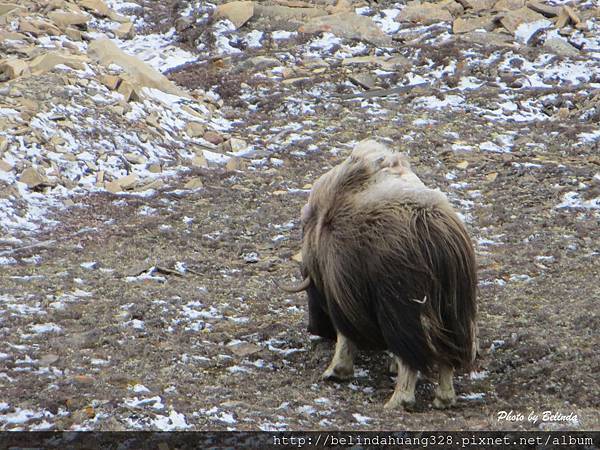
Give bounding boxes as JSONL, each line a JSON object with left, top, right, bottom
{"left": 283, "top": 140, "right": 478, "bottom": 410}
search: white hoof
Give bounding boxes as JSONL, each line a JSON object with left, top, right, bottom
{"left": 384, "top": 392, "right": 416, "bottom": 410}
{"left": 433, "top": 394, "right": 456, "bottom": 409}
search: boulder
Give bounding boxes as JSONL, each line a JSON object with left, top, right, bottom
{"left": 0, "top": 58, "right": 30, "bottom": 79}
{"left": 114, "top": 22, "right": 135, "bottom": 39}
{"left": 499, "top": 7, "right": 546, "bottom": 32}
{"left": 19, "top": 168, "right": 51, "bottom": 189}
{"left": 453, "top": 16, "right": 497, "bottom": 33}
{"left": 299, "top": 12, "right": 392, "bottom": 47}
{"left": 28, "top": 51, "right": 89, "bottom": 75}
{"left": 48, "top": 11, "right": 89, "bottom": 29}
{"left": 214, "top": 1, "right": 255, "bottom": 29}
{"left": 0, "top": 3, "right": 23, "bottom": 25}
{"left": 543, "top": 37, "right": 579, "bottom": 57}
{"left": 87, "top": 39, "right": 190, "bottom": 99}
{"left": 78, "top": 0, "right": 128, "bottom": 22}
{"left": 398, "top": 2, "right": 454, "bottom": 24}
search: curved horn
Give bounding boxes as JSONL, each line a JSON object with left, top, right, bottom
{"left": 274, "top": 276, "right": 311, "bottom": 293}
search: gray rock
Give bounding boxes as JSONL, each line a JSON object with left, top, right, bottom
{"left": 458, "top": 31, "right": 514, "bottom": 47}
{"left": 243, "top": 252, "right": 259, "bottom": 263}
{"left": 302, "top": 57, "right": 329, "bottom": 69}
{"left": 398, "top": 2, "right": 454, "bottom": 25}
{"left": 543, "top": 37, "right": 579, "bottom": 57}
{"left": 349, "top": 72, "right": 379, "bottom": 90}
{"left": 228, "top": 341, "right": 261, "bottom": 357}
{"left": 299, "top": 12, "right": 392, "bottom": 47}
{"left": 214, "top": 1, "right": 255, "bottom": 29}
{"left": 453, "top": 16, "right": 497, "bottom": 34}
{"left": 254, "top": 4, "right": 327, "bottom": 22}
{"left": 241, "top": 56, "right": 280, "bottom": 71}
{"left": 381, "top": 55, "right": 412, "bottom": 70}
{"left": 38, "top": 354, "right": 59, "bottom": 366}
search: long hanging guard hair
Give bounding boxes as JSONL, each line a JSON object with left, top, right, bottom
{"left": 287, "top": 140, "right": 478, "bottom": 375}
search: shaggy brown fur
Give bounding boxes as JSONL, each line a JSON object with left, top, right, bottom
{"left": 285, "top": 140, "right": 478, "bottom": 409}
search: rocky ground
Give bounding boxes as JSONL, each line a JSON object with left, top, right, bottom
{"left": 1, "top": 0, "right": 599, "bottom": 432}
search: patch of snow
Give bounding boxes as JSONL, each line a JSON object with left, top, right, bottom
{"left": 352, "top": 413, "right": 373, "bottom": 424}
{"left": 469, "top": 370, "right": 489, "bottom": 380}
{"left": 413, "top": 95, "right": 464, "bottom": 110}
{"left": 535, "top": 255, "right": 555, "bottom": 263}
{"left": 124, "top": 396, "right": 164, "bottom": 410}
{"left": 578, "top": 130, "right": 600, "bottom": 144}
{"left": 478, "top": 237, "right": 500, "bottom": 246}
{"left": 245, "top": 30, "right": 263, "bottom": 48}
{"left": 458, "top": 392, "right": 486, "bottom": 400}
{"left": 30, "top": 323, "right": 62, "bottom": 334}
{"left": 556, "top": 192, "right": 600, "bottom": 210}
{"left": 480, "top": 141, "right": 509, "bottom": 153}
{"left": 29, "top": 420, "right": 55, "bottom": 431}
{"left": 90, "top": 358, "right": 110, "bottom": 366}
{"left": 138, "top": 206, "right": 157, "bottom": 216}
{"left": 490, "top": 340, "right": 505, "bottom": 351}
{"left": 272, "top": 30, "right": 296, "bottom": 40}
{"left": 307, "top": 33, "right": 342, "bottom": 54}
{"left": 297, "top": 405, "right": 316, "bottom": 416}
{"left": 227, "top": 365, "right": 251, "bottom": 374}
{"left": 203, "top": 150, "right": 231, "bottom": 165}
{"left": 214, "top": 20, "right": 242, "bottom": 55}
{"left": 354, "top": 368, "right": 369, "bottom": 378}
{"left": 116, "top": 28, "right": 196, "bottom": 73}
{"left": 509, "top": 274, "right": 533, "bottom": 283}
{"left": 0, "top": 256, "right": 17, "bottom": 265}
{"left": 265, "top": 339, "right": 305, "bottom": 356}
{"left": 126, "top": 408, "right": 191, "bottom": 430}
{"left": 125, "top": 267, "right": 167, "bottom": 283}
{"left": 372, "top": 9, "right": 401, "bottom": 35}
{"left": 259, "top": 420, "right": 288, "bottom": 431}
{"left": 199, "top": 407, "right": 237, "bottom": 425}
{"left": 457, "top": 76, "right": 484, "bottom": 91}
{"left": 174, "top": 261, "right": 187, "bottom": 273}
{"left": 0, "top": 407, "right": 51, "bottom": 425}
{"left": 451, "top": 143, "right": 475, "bottom": 152}
{"left": 515, "top": 20, "right": 552, "bottom": 44}
{"left": 22, "top": 255, "right": 42, "bottom": 264}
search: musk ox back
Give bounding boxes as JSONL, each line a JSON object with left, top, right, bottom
{"left": 287, "top": 140, "right": 477, "bottom": 410}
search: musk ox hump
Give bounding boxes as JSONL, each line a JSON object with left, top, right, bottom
{"left": 348, "top": 140, "right": 428, "bottom": 196}
{"left": 350, "top": 139, "right": 411, "bottom": 173}
{"left": 306, "top": 140, "right": 424, "bottom": 215}
{"left": 351, "top": 139, "right": 402, "bottom": 165}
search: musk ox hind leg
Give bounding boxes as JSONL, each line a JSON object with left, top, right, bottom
{"left": 433, "top": 365, "right": 456, "bottom": 409}
{"left": 384, "top": 357, "right": 418, "bottom": 410}
{"left": 322, "top": 332, "right": 356, "bottom": 381}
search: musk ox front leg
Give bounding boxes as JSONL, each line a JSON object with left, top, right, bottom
{"left": 322, "top": 332, "right": 356, "bottom": 381}
{"left": 384, "top": 357, "right": 418, "bottom": 410}
{"left": 433, "top": 365, "right": 456, "bottom": 409}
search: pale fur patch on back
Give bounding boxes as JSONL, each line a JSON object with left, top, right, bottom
{"left": 356, "top": 174, "right": 450, "bottom": 209}
{"left": 347, "top": 140, "right": 452, "bottom": 208}
{"left": 351, "top": 139, "right": 407, "bottom": 166}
